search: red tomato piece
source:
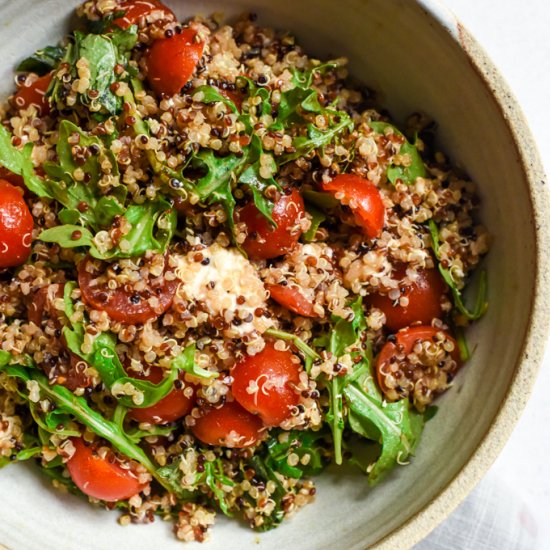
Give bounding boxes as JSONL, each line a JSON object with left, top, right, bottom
{"left": 0, "top": 167, "right": 25, "bottom": 190}
{"left": 127, "top": 365, "right": 195, "bottom": 424}
{"left": 192, "top": 400, "right": 264, "bottom": 448}
{"left": 13, "top": 73, "right": 52, "bottom": 116}
{"left": 0, "top": 180, "right": 33, "bottom": 268}
{"left": 111, "top": 0, "right": 175, "bottom": 29}
{"left": 67, "top": 438, "right": 147, "bottom": 502}
{"left": 145, "top": 28, "right": 204, "bottom": 96}
{"left": 367, "top": 267, "right": 446, "bottom": 331}
{"left": 266, "top": 283, "right": 318, "bottom": 318}
{"left": 77, "top": 255, "right": 178, "bottom": 325}
{"left": 239, "top": 189, "right": 306, "bottom": 260}
{"left": 27, "top": 284, "right": 64, "bottom": 326}
{"left": 231, "top": 342, "right": 302, "bottom": 426}
{"left": 376, "top": 325, "right": 461, "bottom": 400}
{"left": 321, "top": 174, "right": 385, "bottom": 239}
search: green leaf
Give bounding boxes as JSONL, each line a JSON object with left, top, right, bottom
{"left": 281, "top": 114, "right": 353, "bottom": 164}
{"left": 0, "top": 126, "right": 52, "bottom": 197}
{"left": 428, "top": 219, "right": 488, "bottom": 320}
{"left": 75, "top": 33, "right": 120, "bottom": 114}
{"left": 170, "top": 344, "right": 219, "bottom": 380}
{"left": 39, "top": 225, "right": 94, "bottom": 249}
{"left": 343, "top": 384, "right": 425, "bottom": 485}
{"left": 369, "top": 121, "right": 426, "bottom": 185}
{"left": 193, "top": 85, "right": 238, "bottom": 113}
{"left": 17, "top": 45, "right": 65, "bottom": 74}
{"left": 303, "top": 204, "right": 326, "bottom": 242}
{"left": 265, "top": 430, "right": 328, "bottom": 479}
{"left": 263, "top": 328, "right": 320, "bottom": 363}
{"left": 302, "top": 189, "right": 339, "bottom": 210}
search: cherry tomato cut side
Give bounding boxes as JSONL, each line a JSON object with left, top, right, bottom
{"left": 77, "top": 255, "right": 178, "bottom": 325}
{"left": 111, "top": 0, "right": 175, "bottom": 29}
{"left": 266, "top": 283, "right": 319, "bottom": 318}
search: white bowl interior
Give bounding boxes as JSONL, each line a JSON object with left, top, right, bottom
{"left": 0, "top": 1, "right": 536, "bottom": 549}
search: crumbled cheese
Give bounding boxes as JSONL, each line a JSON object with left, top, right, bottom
{"left": 173, "top": 244, "right": 273, "bottom": 337}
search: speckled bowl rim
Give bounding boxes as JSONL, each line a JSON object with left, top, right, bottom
{"left": 375, "top": 2, "right": 550, "bottom": 548}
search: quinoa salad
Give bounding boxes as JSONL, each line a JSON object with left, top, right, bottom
{"left": 0, "top": 0, "right": 490, "bottom": 542}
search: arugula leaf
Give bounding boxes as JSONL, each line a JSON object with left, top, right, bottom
{"left": 428, "top": 219, "right": 488, "bottom": 320}
{"left": 170, "top": 345, "right": 219, "bottom": 380}
{"left": 369, "top": 121, "right": 426, "bottom": 185}
{"left": 40, "top": 197, "right": 176, "bottom": 259}
{"left": 157, "top": 453, "right": 235, "bottom": 515}
{"left": 280, "top": 114, "right": 353, "bottom": 164}
{"left": 303, "top": 204, "right": 325, "bottom": 242}
{"left": 17, "top": 45, "right": 65, "bottom": 74}
{"left": 263, "top": 328, "right": 320, "bottom": 363}
{"left": 302, "top": 189, "right": 339, "bottom": 210}
{"left": 193, "top": 85, "right": 238, "bottom": 114}
{"left": 343, "top": 384, "right": 425, "bottom": 484}
{"left": 264, "top": 430, "right": 328, "bottom": 479}
{"left": 39, "top": 225, "right": 94, "bottom": 249}
{"left": 0, "top": 125, "right": 52, "bottom": 197}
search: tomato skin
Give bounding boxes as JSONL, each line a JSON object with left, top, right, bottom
{"left": 321, "top": 174, "right": 385, "bottom": 239}
{"left": 240, "top": 189, "right": 306, "bottom": 260}
{"left": 192, "top": 401, "right": 264, "bottom": 448}
{"left": 145, "top": 29, "right": 204, "bottom": 96}
{"left": 231, "top": 343, "right": 301, "bottom": 426}
{"left": 13, "top": 73, "right": 52, "bottom": 116}
{"left": 0, "top": 180, "right": 33, "bottom": 268}
{"left": 376, "top": 325, "right": 460, "bottom": 395}
{"left": 66, "top": 438, "right": 147, "bottom": 502}
{"left": 111, "top": 0, "right": 175, "bottom": 29}
{"left": 77, "top": 255, "right": 178, "bottom": 325}
{"left": 0, "top": 167, "right": 25, "bottom": 190}
{"left": 266, "top": 283, "right": 318, "bottom": 318}
{"left": 367, "top": 268, "right": 446, "bottom": 331}
{"left": 127, "top": 366, "right": 195, "bottom": 424}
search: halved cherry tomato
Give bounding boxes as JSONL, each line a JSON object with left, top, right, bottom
{"left": 239, "top": 189, "right": 306, "bottom": 260}
{"left": 67, "top": 438, "right": 147, "bottom": 502}
{"left": 231, "top": 342, "right": 302, "bottom": 426}
{"left": 127, "top": 365, "right": 195, "bottom": 424}
{"left": 13, "top": 73, "right": 52, "bottom": 116}
{"left": 0, "top": 167, "right": 25, "bottom": 190}
{"left": 77, "top": 255, "right": 178, "bottom": 325}
{"left": 27, "top": 284, "right": 64, "bottom": 326}
{"left": 192, "top": 400, "right": 264, "bottom": 448}
{"left": 0, "top": 180, "right": 33, "bottom": 268}
{"left": 145, "top": 28, "right": 204, "bottom": 96}
{"left": 266, "top": 283, "right": 318, "bottom": 318}
{"left": 321, "top": 174, "right": 385, "bottom": 239}
{"left": 367, "top": 267, "right": 446, "bottom": 331}
{"left": 376, "top": 325, "right": 460, "bottom": 404}
{"left": 111, "top": 0, "right": 175, "bottom": 30}
{"left": 220, "top": 88, "right": 243, "bottom": 111}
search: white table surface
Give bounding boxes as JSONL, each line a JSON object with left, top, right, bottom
{"left": 434, "top": 0, "right": 550, "bottom": 546}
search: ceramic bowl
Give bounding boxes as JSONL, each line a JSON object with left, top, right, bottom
{"left": 0, "top": 1, "right": 547, "bottom": 549}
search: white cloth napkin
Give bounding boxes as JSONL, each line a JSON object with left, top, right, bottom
{"left": 414, "top": 472, "right": 539, "bottom": 550}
